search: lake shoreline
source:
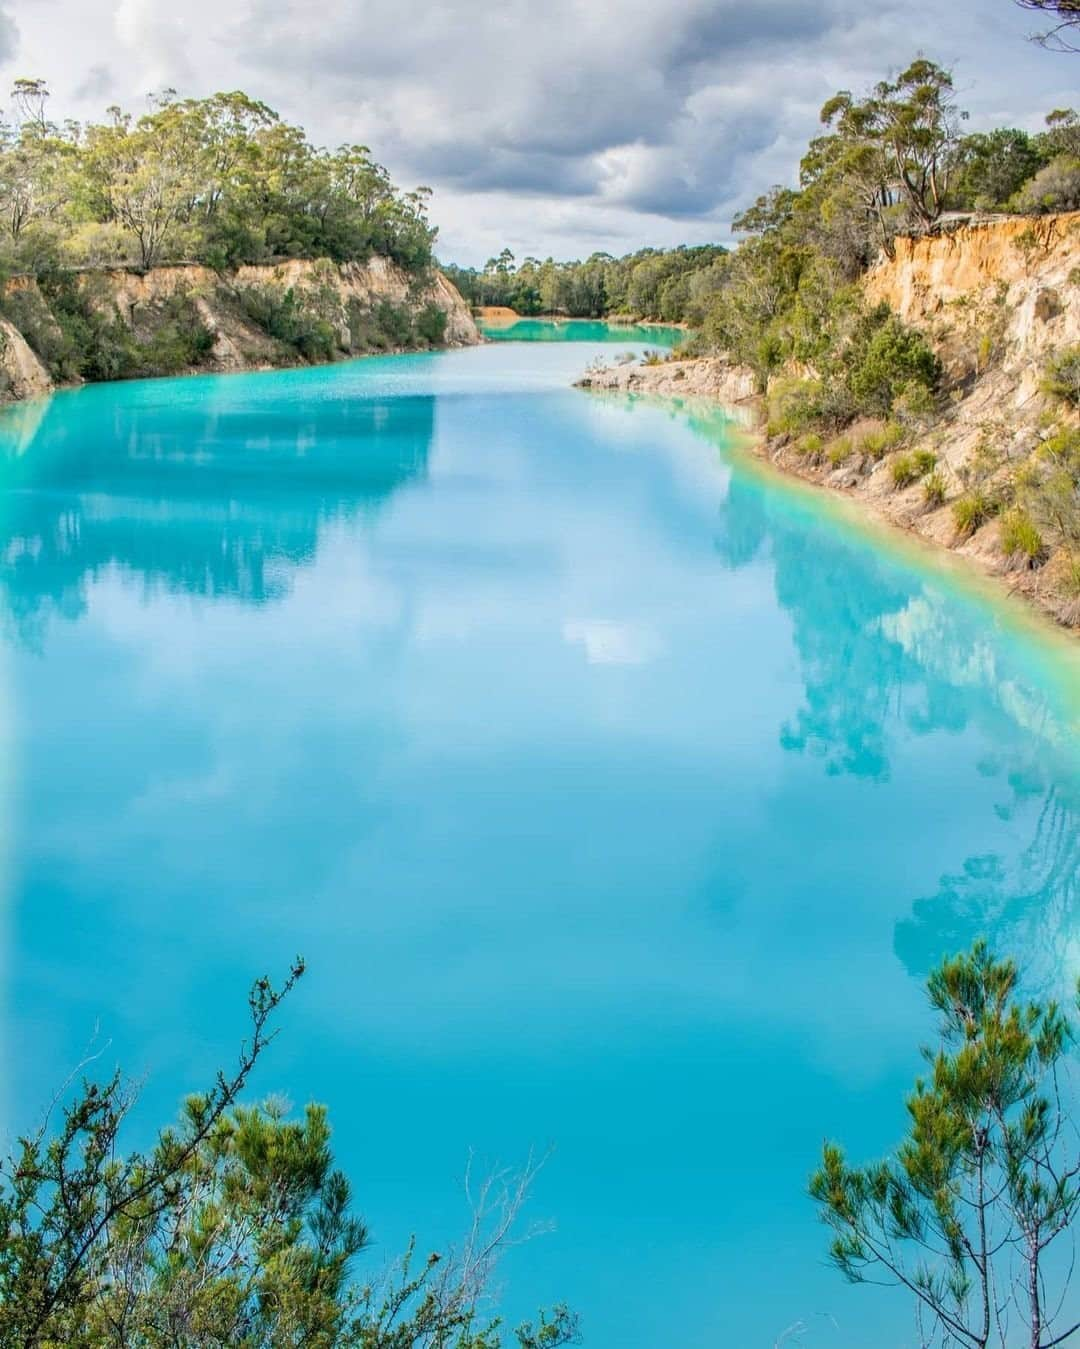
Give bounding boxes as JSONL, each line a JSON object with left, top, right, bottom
{"left": 576, "top": 356, "right": 1080, "bottom": 641}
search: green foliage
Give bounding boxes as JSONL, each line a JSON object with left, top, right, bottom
{"left": 826, "top": 435, "right": 853, "bottom": 467}
{"left": 1, "top": 272, "right": 215, "bottom": 381}
{"left": 795, "top": 432, "right": 825, "bottom": 462}
{"left": 766, "top": 377, "right": 829, "bottom": 436}
{"left": 0, "top": 85, "right": 437, "bottom": 277}
{"left": 1041, "top": 343, "right": 1080, "bottom": 407}
{"left": 999, "top": 506, "right": 1048, "bottom": 564}
{"left": 889, "top": 448, "right": 936, "bottom": 488}
{"left": 1014, "top": 154, "right": 1080, "bottom": 213}
{"left": 952, "top": 489, "right": 998, "bottom": 537}
{"left": 1016, "top": 424, "right": 1080, "bottom": 552}
{"left": 923, "top": 469, "right": 948, "bottom": 506}
{"left": 236, "top": 283, "right": 338, "bottom": 362}
{"left": 950, "top": 128, "right": 1048, "bottom": 210}
{"left": 0, "top": 963, "right": 578, "bottom": 1349}
{"left": 442, "top": 244, "right": 726, "bottom": 322}
{"left": 862, "top": 421, "right": 905, "bottom": 459}
{"left": 810, "top": 942, "right": 1080, "bottom": 1349}
{"left": 842, "top": 306, "right": 941, "bottom": 417}
{"left": 414, "top": 300, "right": 449, "bottom": 346}
{"left": 892, "top": 378, "right": 938, "bottom": 429}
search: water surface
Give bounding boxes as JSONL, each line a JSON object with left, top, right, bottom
{"left": 1, "top": 329, "right": 1078, "bottom": 1347}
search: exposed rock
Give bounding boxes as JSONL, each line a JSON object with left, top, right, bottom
{"left": 0, "top": 258, "right": 479, "bottom": 402}
{"left": 579, "top": 212, "right": 1080, "bottom": 634}
{"left": 576, "top": 356, "right": 757, "bottom": 410}
{"left": 0, "top": 318, "right": 53, "bottom": 401}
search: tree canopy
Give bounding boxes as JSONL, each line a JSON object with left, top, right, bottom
{"left": 0, "top": 84, "right": 438, "bottom": 275}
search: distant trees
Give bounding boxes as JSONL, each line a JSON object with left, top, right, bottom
{"left": 0, "top": 81, "right": 438, "bottom": 276}
{"left": 812, "top": 943, "right": 1080, "bottom": 1349}
{"left": 442, "top": 244, "right": 727, "bottom": 322}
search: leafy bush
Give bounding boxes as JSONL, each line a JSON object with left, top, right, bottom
{"left": 826, "top": 436, "right": 853, "bottom": 467}
{"left": 0, "top": 284, "right": 82, "bottom": 380}
{"left": 766, "top": 377, "right": 824, "bottom": 437}
{"left": 1041, "top": 345, "right": 1080, "bottom": 408}
{"left": 923, "top": 469, "right": 948, "bottom": 506}
{"left": 235, "top": 284, "right": 338, "bottom": 362}
{"left": 842, "top": 307, "right": 942, "bottom": 417}
{"left": 999, "top": 508, "right": 1047, "bottom": 565}
{"left": 890, "top": 449, "right": 936, "bottom": 488}
{"left": 795, "top": 432, "right": 825, "bottom": 462}
{"left": 953, "top": 490, "right": 998, "bottom": 537}
{"left": 1014, "top": 155, "right": 1080, "bottom": 213}
{"left": 414, "top": 302, "right": 449, "bottom": 347}
{"left": 1016, "top": 425, "right": 1080, "bottom": 551}
{"left": 892, "top": 379, "right": 938, "bottom": 429}
{"left": 4, "top": 275, "right": 215, "bottom": 382}
{"left": 862, "top": 421, "right": 905, "bottom": 459}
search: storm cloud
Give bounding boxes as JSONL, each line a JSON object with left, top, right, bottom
{"left": 4, "top": 0, "right": 1078, "bottom": 262}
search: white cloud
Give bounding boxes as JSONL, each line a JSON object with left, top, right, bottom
{"left": 1, "top": 0, "right": 1077, "bottom": 262}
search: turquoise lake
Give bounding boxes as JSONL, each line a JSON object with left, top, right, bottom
{"left": 1, "top": 325, "right": 1078, "bottom": 1346}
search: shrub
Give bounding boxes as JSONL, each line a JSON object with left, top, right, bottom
{"left": 923, "top": 470, "right": 948, "bottom": 506}
{"left": 765, "top": 377, "right": 824, "bottom": 437}
{"left": 1016, "top": 426, "right": 1080, "bottom": 551}
{"left": 999, "top": 508, "right": 1047, "bottom": 565}
{"left": 5, "top": 275, "right": 214, "bottom": 382}
{"left": 890, "top": 452, "right": 920, "bottom": 488}
{"left": 1041, "top": 345, "right": 1080, "bottom": 408}
{"left": 842, "top": 307, "right": 942, "bottom": 417}
{"left": 863, "top": 421, "right": 905, "bottom": 459}
{"left": 236, "top": 284, "right": 338, "bottom": 362}
{"left": 1014, "top": 155, "right": 1080, "bottom": 214}
{"left": 953, "top": 490, "right": 998, "bottom": 537}
{"left": 890, "top": 449, "right": 936, "bottom": 489}
{"left": 893, "top": 379, "right": 938, "bottom": 429}
{"left": 826, "top": 436, "right": 853, "bottom": 468}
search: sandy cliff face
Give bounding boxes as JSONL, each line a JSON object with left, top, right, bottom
{"left": 0, "top": 257, "right": 479, "bottom": 402}
{"left": 0, "top": 318, "right": 53, "bottom": 401}
{"left": 581, "top": 213, "right": 1080, "bottom": 631}
{"left": 864, "top": 212, "right": 1080, "bottom": 399}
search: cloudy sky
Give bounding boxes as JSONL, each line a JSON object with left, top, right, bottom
{"left": 1, "top": 0, "right": 1077, "bottom": 264}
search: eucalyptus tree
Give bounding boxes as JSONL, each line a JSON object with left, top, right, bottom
{"left": 1015, "top": 0, "right": 1080, "bottom": 51}
{"left": 811, "top": 943, "right": 1080, "bottom": 1349}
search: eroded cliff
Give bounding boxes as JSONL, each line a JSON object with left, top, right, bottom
{"left": 0, "top": 256, "right": 479, "bottom": 402}
{"left": 581, "top": 212, "right": 1080, "bottom": 632}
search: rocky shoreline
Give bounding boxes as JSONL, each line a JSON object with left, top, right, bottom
{"left": 576, "top": 355, "right": 1079, "bottom": 637}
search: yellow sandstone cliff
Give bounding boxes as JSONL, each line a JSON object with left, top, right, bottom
{"left": 0, "top": 256, "right": 479, "bottom": 401}
{"left": 584, "top": 212, "right": 1080, "bottom": 631}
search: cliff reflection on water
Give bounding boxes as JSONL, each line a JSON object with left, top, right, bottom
{"left": 0, "top": 376, "right": 436, "bottom": 631}
{"left": 707, "top": 449, "right": 1079, "bottom": 998}
{"left": 0, "top": 344, "right": 1078, "bottom": 1349}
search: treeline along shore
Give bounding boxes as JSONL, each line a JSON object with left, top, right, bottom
{"left": 0, "top": 81, "right": 479, "bottom": 397}
{"left": 517, "top": 56, "right": 1080, "bottom": 635}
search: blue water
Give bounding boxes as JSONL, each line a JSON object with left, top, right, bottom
{"left": 1, "top": 331, "right": 1078, "bottom": 1347}
{"left": 479, "top": 316, "right": 685, "bottom": 347}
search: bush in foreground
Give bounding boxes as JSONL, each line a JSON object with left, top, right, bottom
{"left": 0, "top": 962, "right": 578, "bottom": 1349}
{"left": 812, "top": 942, "right": 1080, "bottom": 1349}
